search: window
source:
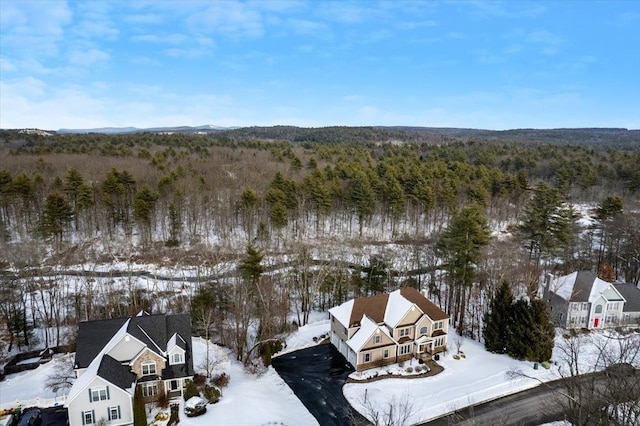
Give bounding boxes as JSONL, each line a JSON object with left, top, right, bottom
{"left": 82, "top": 410, "right": 95, "bottom": 425}
{"left": 420, "top": 326, "right": 428, "bottom": 335}
{"left": 364, "top": 353, "right": 371, "bottom": 362}
{"left": 89, "top": 387, "right": 109, "bottom": 402}
{"left": 108, "top": 406, "right": 121, "bottom": 421}
{"left": 170, "top": 380, "right": 179, "bottom": 391}
{"left": 172, "top": 353, "right": 183, "bottom": 364}
{"left": 581, "top": 303, "right": 588, "bottom": 310}
{"left": 374, "top": 335, "right": 381, "bottom": 344}
{"left": 607, "top": 302, "right": 620, "bottom": 311}
{"left": 141, "top": 361, "right": 157, "bottom": 376}
{"left": 383, "top": 349, "right": 389, "bottom": 358}
{"left": 434, "top": 321, "right": 443, "bottom": 330}
{"left": 142, "top": 382, "right": 158, "bottom": 398}
{"left": 399, "top": 328, "right": 410, "bottom": 337}
{"left": 435, "top": 336, "right": 445, "bottom": 347}
{"left": 595, "top": 305, "right": 603, "bottom": 314}
{"left": 399, "top": 344, "right": 412, "bottom": 355}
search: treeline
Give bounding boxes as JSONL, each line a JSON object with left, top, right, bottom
{"left": 1, "top": 130, "right": 639, "bottom": 354}
{"left": 1, "top": 131, "right": 639, "bottom": 254}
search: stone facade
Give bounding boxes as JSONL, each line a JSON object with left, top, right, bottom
{"left": 131, "top": 348, "right": 166, "bottom": 378}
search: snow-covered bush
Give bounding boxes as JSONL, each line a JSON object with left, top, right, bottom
{"left": 184, "top": 396, "right": 207, "bottom": 417}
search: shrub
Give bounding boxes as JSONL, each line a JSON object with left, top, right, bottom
{"left": 155, "top": 391, "right": 169, "bottom": 409}
{"left": 183, "top": 381, "right": 200, "bottom": 401}
{"left": 203, "top": 385, "right": 221, "bottom": 404}
{"left": 405, "top": 367, "right": 413, "bottom": 373}
{"left": 192, "top": 374, "right": 206, "bottom": 387}
{"left": 212, "top": 372, "right": 230, "bottom": 388}
{"left": 260, "top": 340, "right": 284, "bottom": 367}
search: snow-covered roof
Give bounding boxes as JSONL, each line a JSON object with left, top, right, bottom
{"left": 347, "top": 315, "right": 378, "bottom": 352}
{"left": 589, "top": 277, "right": 618, "bottom": 303}
{"left": 550, "top": 270, "right": 623, "bottom": 304}
{"left": 67, "top": 319, "right": 133, "bottom": 404}
{"left": 415, "top": 335, "right": 430, "bottom": 344}
{"left": 329, "top": 299, "right": 354, "bottom": 328}
{"left": 384, "top": 289, "right": 414, "bottom": 328}
{"left": 551, "top": 271, "right": 578, "bottom": 301}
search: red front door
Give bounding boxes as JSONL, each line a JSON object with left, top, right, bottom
{"left": 594, "top": 318, "right": 599, "bottom": 327}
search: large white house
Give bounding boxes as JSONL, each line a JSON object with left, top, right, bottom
{"left": 66, "top": 312, "right": 193, "bottom": 426}
{"left": 544, "top": 271, "right": 628, "bottom": 329}
{"left": 329, "top": 287, "right": 449, "bottom": 371}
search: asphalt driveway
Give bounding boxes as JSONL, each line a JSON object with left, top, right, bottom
{"left": 272, "top": 343, "right": 368, "bottom": 426}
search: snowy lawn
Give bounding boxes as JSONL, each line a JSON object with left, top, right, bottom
{"left": 184, "top": 338, "right": 317, "bottom": 426}
{"left": 0, "top": 353, "right": 73, "bottom": 409}
{"left": 2, "top": 316, "right": 637, "bottom": 426}
{"left": 344, "top": 330, "right": 640, "bottom": 425}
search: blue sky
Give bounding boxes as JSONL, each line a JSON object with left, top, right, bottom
{"left": 1, "top": 0, "right": 638, "bottom": 130}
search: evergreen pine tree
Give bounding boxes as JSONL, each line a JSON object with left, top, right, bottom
{"left": 507, "top": 299, "right": 533, "bottom": 360}
{"left": 40, "top": 192, "right": 73, "bottom": 245}
{"left": 133, "top": 385, "right": 147, "bottom": 426}
{"left": 483, "top": 281, "right": 514, "bottom": 354}
{"left": 527, "top": 299, "right": 555, "bottom": 362}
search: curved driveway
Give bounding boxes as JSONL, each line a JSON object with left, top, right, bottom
{"left": 272, "top": 343, "right": 369, "bottom": 426}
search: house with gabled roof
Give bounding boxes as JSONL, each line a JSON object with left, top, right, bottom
{"left": 544, "top": 271, "right": 626, "bottom": 329}
{"left": 329, "top": 287, "right": 449, "bottom": 371}
{"left": 66, "top": 312, "right": 193, "bottom": 426}
{"left": 613, "top": 283, "right": 640, "bottom": 326}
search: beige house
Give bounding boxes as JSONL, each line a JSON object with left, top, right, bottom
{"left": 329, "top": 287, "right": 449, "bottom": 371}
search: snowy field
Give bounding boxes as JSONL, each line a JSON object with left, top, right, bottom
{"left": 345, "top": 330, "right": 640, "bottom": 424}
{"left": 1, "top": 314, "right": 637, "bottom": 426}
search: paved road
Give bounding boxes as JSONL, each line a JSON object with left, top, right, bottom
{"left": 422, "top": 368, "right": 639, "bottom": 426}
{"left": 422, "top": 379, "right": 568, "bottom": 426}
{"left": 272, "top": 344, "right": 369, "bottom": 426}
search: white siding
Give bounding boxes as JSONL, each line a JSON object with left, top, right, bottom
{"left": 107, "top": 336, "right": 145, "bottom": 362}
{"left": 68, "top": 377, "right": 133, "bottom": 426}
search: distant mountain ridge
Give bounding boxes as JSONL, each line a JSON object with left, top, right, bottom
{"left": 6, "top": 125, "right": 638, "bottom": 149}
{"left": 57, "top": 124, "right": 233, "bottom": 134}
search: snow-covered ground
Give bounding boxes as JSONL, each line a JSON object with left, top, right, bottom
{"left": 344, "top": 330, "right": 640, "bottom": 425}
{"left": 2, "top": 314, "right": 638, "bottom": 426}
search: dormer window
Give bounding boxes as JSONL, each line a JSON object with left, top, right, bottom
{"left": 172, "top": 353, "right": 184, "bottom": 364}
{"left": 141, "top": 361, "right": 156, "bottom": 376}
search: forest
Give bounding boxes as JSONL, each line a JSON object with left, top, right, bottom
{"left": 0, "top": 127, "right": 639, "bottom": 364}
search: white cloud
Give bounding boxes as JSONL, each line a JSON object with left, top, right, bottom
{"left": 68, "top": 48, "right": 110, "bottom": 66}
{"left": 0, "top": 0, "right": 72, "bottom": 55}
{"left": 0, "top": 56, "right": 17, "bottom": 73}
{"left": 187, "top": 1, "right": 264, "bottom": 37}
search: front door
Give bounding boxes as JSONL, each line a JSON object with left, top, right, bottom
{"left": 594, "top": 318, "right": 599, "bottom": 327}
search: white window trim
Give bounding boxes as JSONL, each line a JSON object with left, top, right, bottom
{"left": 82, "top": 410, "right": 95, "bottom": 425}
{"left": 170, "top": 352, "right": 184, "bottom": 365}
{"left": 108, "top": 406, "right": 120, "bottom": 421}
{"left": 90, "top": 387, "right": 109, "bottom": 402}
{"left": 141, "top": 361, "right": 157, "bottom": 376}
{"left": 142, "top": 382, "right": 158, "bottom": 398}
